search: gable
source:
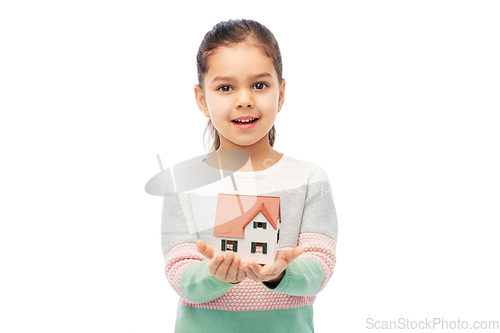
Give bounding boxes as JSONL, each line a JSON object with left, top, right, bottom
{"left": 213, "top": 194, "right": 280, "bottom": 238}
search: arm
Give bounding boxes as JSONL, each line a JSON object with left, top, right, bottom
{"left": 274, "top": 232, "right": 337, "bottom": 295}
{"left": 282, "top": 163, "right": 338, "bottom": 295}
{"left": 161, "top": 194, "right": 243, "bottom": 304}
{"left": 164, "top": 242, "right": 243, "bottom": 304}
{"left": 243, "top": 232, "right": 336, "bottom": 296}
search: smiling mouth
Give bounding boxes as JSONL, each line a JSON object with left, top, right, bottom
{"left": 232, "top": 118, "right": 259, "bottom": 124}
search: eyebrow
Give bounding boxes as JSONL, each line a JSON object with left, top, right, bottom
{"left": 211, "top": 72, "right": 273, "bottom": 83}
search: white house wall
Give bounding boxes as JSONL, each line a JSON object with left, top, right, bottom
{"left": 214, "top": 212, "right": 279, "bottom": 265}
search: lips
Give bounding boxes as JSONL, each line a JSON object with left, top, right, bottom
{"left": 232, "top": 118, "right": 258, "bottom": 124}
{"left": 232, "top": 117, "right": 259, "bottom": 129}
{"left": 232, "top": 116, "right": 259, "bottom": 124}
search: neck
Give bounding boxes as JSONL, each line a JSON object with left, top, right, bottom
{"left": 219, "top": 135, "right": 282, "bottom": 172}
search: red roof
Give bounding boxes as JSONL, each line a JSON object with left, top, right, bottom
{"left": 213, "top": 194, "right": 280, "bottom": 239}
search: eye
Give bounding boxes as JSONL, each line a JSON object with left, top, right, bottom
{"left": 217, "top": 85, "right": 233, "bottom": 92}
{"left": 253, "top": 82, "right": 268, "bottom": 90}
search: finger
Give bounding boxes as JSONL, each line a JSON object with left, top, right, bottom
{"left": 225, "top": 256, "right": 240, "bottom": 283}
{"left": 242, "top": 262, "right": 261, "bottom": 282}
{"left": 208, "top": 255, "right": 224, "bottom": 275}
{"left": 215, "top": 253, "right": 234, "bottom": 281}
{"left": 292, "top": 246, "right": 304, "bottom": 259}
{"left": 260, "top": 263, "right": 280, "bottom": 276}
{"left": 279, "top": 246, "right": 304, "bottom": 264}
{"left": 196, "top": 239, "right": 207, "bottom": 256}
{"left": 246, "top": 261, "right": 265, "bottom": 279}
{"left": 285, "top": 246, "right": 304, "bottom": 263}
{"left": 236, "top": 266, "right": 247, "bottom": 282}
{"left": 196, "top": 239, "right": 214, "bottom": 259}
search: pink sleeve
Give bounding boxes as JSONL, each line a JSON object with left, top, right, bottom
{"left": 297, "top": 232, "right": 337, "bottom": 293}
{"left": 163, "top": 242, "right": 205, "bottom": 303}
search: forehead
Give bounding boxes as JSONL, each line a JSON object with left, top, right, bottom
{"left": 204, "top": 43, "right": 277, "bottom": 82}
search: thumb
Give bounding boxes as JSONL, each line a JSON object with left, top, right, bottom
{"left": 285, "top": 246, "right": 304, "bottom": 263}
{"left": 196, "top": 239, "right": 214, "bottom": 259}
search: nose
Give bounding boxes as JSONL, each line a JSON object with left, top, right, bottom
{"left": 235, "top": 89, "right": 254, "bottom": 109}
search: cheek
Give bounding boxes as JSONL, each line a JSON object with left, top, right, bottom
{"left": 207, "top": 95, "right": 232, "bottom": 112}
{"left": 205, "top": 100, "right": 226, "bottom": 122}
{"left": 258, "top": 92, "right": 280, "bottom": 111}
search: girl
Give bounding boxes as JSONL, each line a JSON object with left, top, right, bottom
{"left": 161, "top": 19, "right": 338, "bottom": 332}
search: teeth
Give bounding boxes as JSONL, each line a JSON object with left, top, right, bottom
{"left": 235, "top": 118, "right": 255, "bottom": 123}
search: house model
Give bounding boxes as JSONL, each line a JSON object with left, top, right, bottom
{"left": 213, "top": 193, "right": 281, "bottom": 265}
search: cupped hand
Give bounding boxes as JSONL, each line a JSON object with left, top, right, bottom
{"left": 242, "top": 246, "right": 304, "bottom": 285}
{"left": 196, "top": 239, "right": 247, "bottom": 284}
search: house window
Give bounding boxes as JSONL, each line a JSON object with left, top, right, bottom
{"left": 253, "top": 221, "right": 267, "bottom": 229}
{"left": 221, "top": 240, "right": 238, "bottom": 252}
{"left": 251, "top": 242, "right": 267, "bottom": 254}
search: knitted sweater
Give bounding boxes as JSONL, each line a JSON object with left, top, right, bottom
{"left": 161, "top": 154, "right": 338, "bottom": 333}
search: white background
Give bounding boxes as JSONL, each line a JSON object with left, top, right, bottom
{"left": 1, "top": 1, "right": 499, "bottom": 332}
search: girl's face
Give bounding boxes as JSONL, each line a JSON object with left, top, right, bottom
{"left": 195, "top": 42, "right": 285, "bottom": 150}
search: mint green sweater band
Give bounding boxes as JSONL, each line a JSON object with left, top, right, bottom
{"left": 175, "top": 305, "right": 314, "bottom": 333}
{"left": 180, "top": 259, "right": 238, "bottom": 303}
{"left": 265, "top": 258, "right": 324, "bottom": 296}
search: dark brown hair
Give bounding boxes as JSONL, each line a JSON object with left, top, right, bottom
{"left": 197, "top": 19, "right": 283, "bottom": 153}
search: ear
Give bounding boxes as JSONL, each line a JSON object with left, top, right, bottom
{"left": 195, "top": 84, "right": 210, "bottom": 118}
{"left": 277, "top": 79, "right": 286, "bottom": 113}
